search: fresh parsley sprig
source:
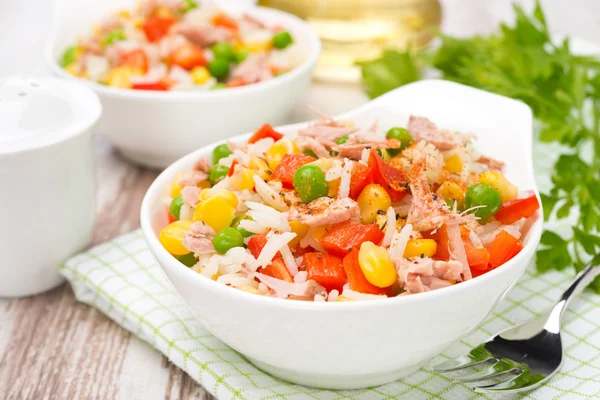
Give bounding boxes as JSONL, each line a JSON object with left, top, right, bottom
{"left": 357, "top": 1, "right": 600, "bottom": 292}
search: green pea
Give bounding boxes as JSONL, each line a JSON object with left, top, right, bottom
{"left": 208, "top": 164, "right": 229, "bottom": 185}
{"left": 208, "top": 58, "right": 231, "bottom": 80}
{"left": 213, "top": 227, "right": 244, "bottom": 254}
{"left": 465, "top": 182, "right": 502, "bottom": 220}
{"left": 445, "top": 199, "right": 462, "bottom": 212}
{"left": 293, "top": 165, "right": 329, "bottom": 203}
{"left": 231, "top": 215, "right": 254, "bottom": 238}
{"left": 60, "top": 46, "right": 78, "bottom": 67}
{"left": 182, "top": 0, "right": 198, "bottom": 13}
{"left": 213, "top": 143, "right": 233, "bottom": 164}
{"left": 272, "top": 31, "right": 293, "bottom": 49}
{"left": 211, "top": 83, "right": 228, "bottom": 90}
{"left": 386, "top": 127, "right": 414, "bottom": 156}
{"left": 336, "top": 136, "right": 349, "bottom": 145}
{"left": 177, "top": 252, "right": 197, "bottom": 267}
{"left": 212, "top": 42, "right": 235, "bottom": 61}
{"left": 303, "top": 149, "right": 318, "bottom": 158}
{"left": 169, "top": 195, "right": 184, "bottom": 220}
{"left": 234, "top": 49, "right": 249, "bottom": 64}
{"left": 103, "top": 29, "right": 126, "bottom": 46}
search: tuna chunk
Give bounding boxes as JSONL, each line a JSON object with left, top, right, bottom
{"left": 407, "top": 115, "right": 474, "bottom": 151}
{"left": 476, "top": 154, "right": 505, "bottom": 172}
{"left": 183, "top": 222, "right": 216, "bottom": 255}
{"left": 229, "top": 53, "right": 273, "bottom": 84}
{"left": 178, "top": 170, "right": 208, "bottom": 187}
{"left": 288, "top": 197, "right": 359, "bottom": 227}
{"left": 170, "top": 22, "right": 233, "bottom": 47}
{"left": 180, "top": 186, "right": 201, "bottom": 207}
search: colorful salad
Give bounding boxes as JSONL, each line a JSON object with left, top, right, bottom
{"left": 159, "top": 112, "right": 540, "bottom": 301}
{"left": 60, "top": 0, "right": 302, "bottom": 91}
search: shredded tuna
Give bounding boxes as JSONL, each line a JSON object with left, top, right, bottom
{"left": 170, "top": 22, "right": 233, "bottom": 47}
{"left": 242, "top": 13, "right": 267, "bottom": 29}
{"left": 294, "top": 136, "right": 331, "bottom": 158}
{"left": 178, "top": 170, "right": 208, "bottom": 186}
{"left": 297, "top": 125, "right": 358, "bottom": 143}
{"left": 406, "top": 157, "right": 449, "bottom": 231}
{"left": 477, "top": 154, "right": 505, "bottom": 171}
{"left": 251, "top": 272, "right": 326, "bottom": 298}
{"left": 183, "top": 222, "right": 216, "bottom": 255}
{"left": 446, "top": 223, "right": 472, "bottom": 280}
{"left": 229, "top": 53, "right": 273, "bottom": 84}
{"left": 193, "top": 155, "right": 211, "bottom": 173}
{"left": 407, "top": 115, "right": 475, "bottom": 151}
{"left": 288, "top": 197, "right": 359, "bottom": 227}
{"left": 395, "top": 257, "right": 464, "bottom": 294}
{"left": 180, "top": 186, "right": 201, "bottom": 207}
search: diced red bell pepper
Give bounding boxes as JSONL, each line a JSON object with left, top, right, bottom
{"left": 132, "top": 81, "right": 170, "bottom": 91}
{"left": 228, "top": 159, "right": 238, "bottom": 177}
{"left": 121, "top": 49, "right": 149, "bottom": 73}
{"left": 321, "top": 220, "right": 384, "bottom": 258}
{"left": 487, "top": 230, "right": 524, "bottom": 269}
{"left": 167, "top": 212, "right": 176, "bottom": 224}
{"left": 348, "top": 162, "right": 374, "bottom": 199}
{"left": 370, "top": 150, "right": 408, "bottom": 202}
{"left": 342, "top": 250, "right": 387, "bottom": 295}
{"left": 293, "top": 245, "right": 314, "bottom": 258}
{"left": 247, "top": 233, "right": 292, "bottom": 282}
{"left": 462, "top": 234, "right": 491, "bottom": 271}
{"left": 261, "top": 258, "right": 293, "bottom": 282}
{"left": 303, "top": 252, "right": 347, "bottom": 292}
{"left": 212, "top": 13, "right": 239, "bottom": 31}
{"left": 425, "top": 225, "right": 451, "bottom": 261}
{"left": 247, "top": 233, "right": 269, "bottom": 258}
{"left": 270, "top": 154, "right": 316, "bottom": 188}
{"left": 495, "top": 193, "right": 540, "bottom": 225}
{"left": 143, "top": 16, "right": 175, "bottom": 43}
{"left": 248, "top": 123, "right": 284, "bottom": 144}
{"left": 227, "top": 78, "right": 248, "bottom": 88}
{"left": 169, "top": 43, "right": 206, "bottom": 70}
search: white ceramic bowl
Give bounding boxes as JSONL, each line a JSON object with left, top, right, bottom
{"left": 140, "top": 80, "right": 543, "bottom": 389}
{"left": 45, "top": 0, "right": 321, "bottom": 169}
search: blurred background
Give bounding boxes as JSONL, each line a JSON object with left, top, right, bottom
{"left": 2, "top": 0, "right": 599, "bottom": 80}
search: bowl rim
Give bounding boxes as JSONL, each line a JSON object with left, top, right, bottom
{"left": 140, "top": 79, "right": 544, "bottom": 311}
{"left": 44, "top": 5, "right": 322, "bottom": 100}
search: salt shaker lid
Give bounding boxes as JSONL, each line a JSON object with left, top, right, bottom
{"left": 0, "top": 76, "right": 101, "bottom": 155}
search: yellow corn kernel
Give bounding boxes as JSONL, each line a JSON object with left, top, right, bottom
{"left": 311, "top": 225, "right": 330, "bottom": 241}
{"left": 171, "top": 172, "right": 185, "bottom": 197}
{"left": 159, "top": 220, "right": 193, "bottom": 256}
{"left": 244, "top": 40, "right": 272, "bottom": 53}
{"left": 356, "top": 184, "right": 392, "bottom": 224}
{"left": 289, "top": 221, "right": 309, "bottom": 248}
{"left": 436, "top": 181, "right": 466, "bottom": 206}
{"left": 133, "top": 17, "right": 144, "bottom": 29}
{"left": 327, "top": 178, "right": 340, "bottom": 197}
{"left": 118, "top": 9, "right": 131, "bottom": 19}
{"left": 93, "top": 24, "right": 102, "bottom": 36}
{"left": 265, "top": 138, "right": 299, "bottom": 170}
{"left": 230, "top": 167, "right": 255, "bottom": 191}
{"left": 199, "top": 188, "right": 238, "bottom": 208}
{"left": 105, "top": 67, "right": 140, "bottom": 89}
{"left": 306, "top": 158, "right": 334, "bottom": 172}
{"left": 193, "top": 196, "right": 236, "bottom": 232}
{"left": 358, "top": 241, "right": 397, "bottom": 288}
{"left": 404, "top": 239, "right": 437, "bottom": 259}
{"left": 445, "top": 153, "right": 463, "bottom": 174}
{"left": 338, "top": 120, "right": 355, "bottom": 128}
{"left": 190, "top": 66, "right": 211, "bottom": 85}
{"left": 248, "top": 157, "right": 271, "bottom": 180}
{"left": 337, "top": 295, "right": 353, "bottom": 302}
{"left": 197, "top": 180, "right": 211, "bottom": 190}
{"left": 155, "top": 6, "right": 172, "bottom": 18}
{"left": 478, "top": 171, "right": 518, "bottom": 203}
{"left": 239, "top": 285, "right": 260, "bottom": 294}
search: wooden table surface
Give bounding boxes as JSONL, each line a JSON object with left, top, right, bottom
{"left": 2, "top": 1, "right": 600, "bottom": 399}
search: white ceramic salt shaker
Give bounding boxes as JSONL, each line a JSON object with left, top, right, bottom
{"left": 0, "top": 77, "right": 101, "bottom": 297}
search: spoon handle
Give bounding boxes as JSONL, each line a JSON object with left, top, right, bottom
{"left": 544, "top": 257, "right": 600, "bottom": 333}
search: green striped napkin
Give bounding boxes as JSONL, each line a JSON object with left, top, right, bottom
{"left": 60, "top": 233, "right": 600, "bottom": 400}
{"left": 60, "top": 140, "right": 600, "bottom": 399}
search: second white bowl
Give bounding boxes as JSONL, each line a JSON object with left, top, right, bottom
{"left": 45, "top": 0, "right": 321, "bottom": 168}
